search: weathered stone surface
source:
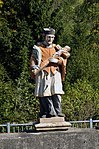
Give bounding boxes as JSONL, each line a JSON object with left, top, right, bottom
{"left": 0, "top": 128, "right": 98, "bottom": 149}
{"left": 35, "top": 123, "right": 69, "bottom": 131}
{"left": 35, "top": 117, "right": 71, "bottom": 131}
{"left": 39, "top": 117, "right": 65, "bottom": 123}
{"left": 35, "top": 122, "right": 71, "bottom": 131}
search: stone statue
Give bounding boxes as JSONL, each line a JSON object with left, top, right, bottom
{"left": 30, "top": 27, "right": 70, "bottom": 118}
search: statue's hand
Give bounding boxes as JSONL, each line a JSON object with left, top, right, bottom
{"left": 54, "top": 50, "right": 64, "bottom": 56}
{"left": 31, "top": 65, "right": 39, "bottom": 70}
{"left": 56, "top": 44, "right": 62, "bottom": 50}
{"left": 31, "top": 65, "right": 40, "bottom": 74}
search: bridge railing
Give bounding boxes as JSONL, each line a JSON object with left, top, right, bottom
{"left": 0, "top": 118, "right": 99, "bottom": 133}
{"left": 70, "top": 119, "right": 99, "bottom": 129}
{"left": 0, "top": 122, "right": 36, "bottom": 133}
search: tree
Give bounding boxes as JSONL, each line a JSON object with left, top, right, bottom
{"left": 66, "top": 0, "right": 99, "bottom": 89}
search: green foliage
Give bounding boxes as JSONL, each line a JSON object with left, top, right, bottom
{"left": 66, "top": 0, "right": 99, "bottom": 89}
{"left": 0, "top": 47, "right": 39, "bottom": 123}
{"left": 0, "top": 64, "right": 16, "bottom": 123}
{"left": 14, "top": 46, "right": 39, "bottom": 123}
{"left": 62, "top": 78, "right": 99, "bottom": 121}
{"left": 0, "top": 17, "right": 34, "bottom": 79}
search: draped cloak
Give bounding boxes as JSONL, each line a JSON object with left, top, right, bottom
{"left": 30, "top": 42, "right": 69, "bottom": 97}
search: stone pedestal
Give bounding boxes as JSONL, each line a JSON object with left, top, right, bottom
{"left": 34, "top": 117, "right": 71, "bottom": 131}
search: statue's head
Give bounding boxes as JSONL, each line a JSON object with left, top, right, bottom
{"left": 43, "top": 28, "right": 55, "bottom": 45}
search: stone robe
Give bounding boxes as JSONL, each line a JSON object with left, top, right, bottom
{"left": 30, "top": 43, "right": 68, "bottom": 97}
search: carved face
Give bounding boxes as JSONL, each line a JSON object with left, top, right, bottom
{"left": 45, "top": 34, "right": 55, "bottom": 45}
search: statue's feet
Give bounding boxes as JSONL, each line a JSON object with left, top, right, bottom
{"left": 40, "top": 113, "right": 65, "bottom": 118}
{"left": 57, "top": 113, "right": 65, "bottom": 117}
{"left": 40, "top": 115, "right": 46, "bottom": 118}
{"left": 46, "top": 114, "right": 57, "bottom": 118}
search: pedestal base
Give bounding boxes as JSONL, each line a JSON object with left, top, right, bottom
{"left": 34, "top": 117, "right": 71, "bottom": 131}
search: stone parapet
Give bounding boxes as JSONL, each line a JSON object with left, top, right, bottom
{"left": 0, "top": 128, "right": 98, "bottom": 149}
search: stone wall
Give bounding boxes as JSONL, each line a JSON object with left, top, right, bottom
{"left": 0, "top": 128, "right": 98, "bottom": 149}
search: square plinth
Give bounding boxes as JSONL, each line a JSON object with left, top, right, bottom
{"left": 39, "top": 117, "right": 65, "bottom": 123}
{"left": 34, "top": 117, "right": 71, "bottom": 131}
